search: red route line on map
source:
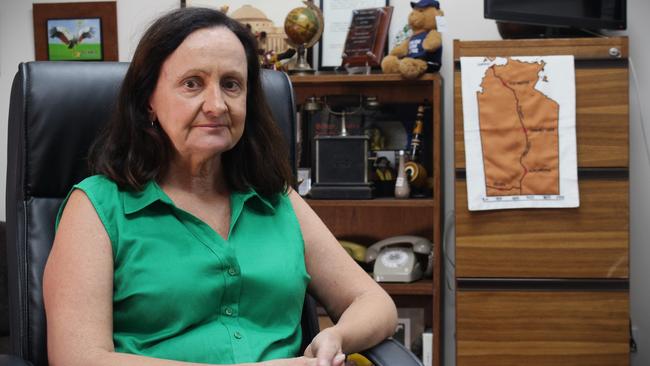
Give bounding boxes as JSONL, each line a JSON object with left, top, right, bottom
{"left": 489, "top": 66, "right": 529, "bottom": 194}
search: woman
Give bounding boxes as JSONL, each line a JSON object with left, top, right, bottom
{"left": 43, "top": 7, "right": 397, "bottom": 366}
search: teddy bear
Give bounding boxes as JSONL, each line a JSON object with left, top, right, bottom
{"left": 381, "top": 0, "right": 443, "bottom": 79}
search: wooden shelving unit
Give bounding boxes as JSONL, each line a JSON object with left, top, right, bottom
{"left": 292, "top": 72, "right": 442, "bottom": 366}
{"left": 306, "top": 198, "right": 436, "bottom": 208}
{"left": 380, "top": 280, "right": 434, "bottom": 296}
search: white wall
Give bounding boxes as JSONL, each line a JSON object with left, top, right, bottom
{"left": 621, "top": 0, "right": 650, "bottom": 364}
{"left": 0, "top": 0, "right": 178, "bottom": 223}
{"left": 432, "top": 2, "right": 501, "bottom": 365}
{"left": 0, "top": 0, "right": 649, "bottom": 365}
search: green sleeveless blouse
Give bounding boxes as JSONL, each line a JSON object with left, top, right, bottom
{"left": 56, "top": 175, "right": 310, "bottom": 364}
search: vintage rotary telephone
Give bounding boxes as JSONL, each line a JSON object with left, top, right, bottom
{"left": 365, "top": 235, "right": 433, "bottom": 283}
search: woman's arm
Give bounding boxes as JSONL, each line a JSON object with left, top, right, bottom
{"left": 288, "top": 190, "right": 398, "bottom": 364}
{"left": 44, "top": 190, "right": 316, "bottom": 366}
{"left": 44, "top": 189, "right": 116, "bottom": 366}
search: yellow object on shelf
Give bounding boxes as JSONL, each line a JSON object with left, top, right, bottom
{"left": 346, "top": 353, "right": 373, "bottom": 366}
{"left": 339, "top": 240, "right": 367, "bottom": 263}
{"left": 405, "top": 161, "right": 428, "bottom": 188}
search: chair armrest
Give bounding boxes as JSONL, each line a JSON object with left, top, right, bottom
{"left": 0, "top": 355, "right": 32, "bottom": 366}
{"left": 360, "top": 338, "right": 424, "bottom": 366}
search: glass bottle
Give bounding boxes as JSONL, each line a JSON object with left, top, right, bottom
{"left": 394, "top": 150, "right": 411, "bottom": 198}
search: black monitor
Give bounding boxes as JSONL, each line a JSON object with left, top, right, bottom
{"left": 484, "top": 0, "right": 626, "bottom": 31}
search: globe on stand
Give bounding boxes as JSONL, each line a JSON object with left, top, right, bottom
{"left": 284, "top": 1, "right": 323, "bottom": 74}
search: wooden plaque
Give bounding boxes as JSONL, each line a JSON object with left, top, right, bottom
{"left": 341, "top": 7, "right": 393, "bottom": 67}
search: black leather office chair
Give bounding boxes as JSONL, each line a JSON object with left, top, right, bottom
{"left": 2, "top": 62, "right": 422, "bottom": 366}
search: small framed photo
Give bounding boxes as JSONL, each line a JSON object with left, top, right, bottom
{"left": 33, "top": 2, "right": 118, "bottom": 61}
{"left": 394, "top": 317, "right": 412, "bottom": 349}
{"left": 396, "top": 307, "right": 425, "bottom": 351}
{"left": 46, "top": 18, "right": 103, "bottom": 61}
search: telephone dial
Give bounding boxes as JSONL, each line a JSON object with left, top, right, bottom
{"left": 365, "top": 235, "right": 433, "bottom": 283}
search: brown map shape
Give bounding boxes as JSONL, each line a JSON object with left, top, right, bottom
{"left": 477, "top": 59, "right": 559, "bottom": 196}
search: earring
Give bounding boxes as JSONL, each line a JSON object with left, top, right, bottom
{"left": 147, "top": 108, "right": 156, "bottom": 127}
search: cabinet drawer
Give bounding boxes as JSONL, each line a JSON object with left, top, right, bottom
{"left": 454, "top": 66, "right": 629, "bottom": 169}
{"left": 457, "top": 290, "right": 629, "bottom": 366}
{"left": 453, "top": 38, "right": 629, "bottom": 60}
{"left": 455, "top": 178, "right": 628, "bottom": 278}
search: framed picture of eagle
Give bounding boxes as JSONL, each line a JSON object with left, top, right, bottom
{"left": 47, "top": 18, "right": 103, "bottom": 61}
{"left": 33, "top": 2, "right": 118, "bottom": 61}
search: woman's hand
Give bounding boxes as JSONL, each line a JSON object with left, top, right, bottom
{"left": 303, "top": 327, "right": 346, "bottom": 366}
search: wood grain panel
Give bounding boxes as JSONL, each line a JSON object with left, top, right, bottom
{"left": 457, "top": 290, "right": 629, "bottom": 366}
{"left": 381, "top": 280, "right": 433, "bottom": 295}
{"left": 310, "top": 204, "right": 434, "bottom": 245}
{"left": 453, "top": 37, "right": 629, "bottom": 60}
{"left": 307, "top": 198, "right": 434, "bottom": 208}
{"left": 291, "top": 73, "right": 439, "bottom": 106}
{"left": 292, "top": 73, "right": 440, "bottom": 83}
{"left": 454, "top": 67, "right": 629, "bottom": 169}
{"left": 455, "top": 179, "right": 628, "bottom": 278}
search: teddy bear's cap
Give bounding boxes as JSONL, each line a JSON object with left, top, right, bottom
{"left": 410, "top": 0, "right": 440, "bottom": 9}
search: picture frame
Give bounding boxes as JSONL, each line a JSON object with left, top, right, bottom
{"left": 318, "top": 0, "right": 388, "bottom": 70}
{"left": 396, "top": 307, "right": 425, "bottom": 350}
{"left": 46, "top": 18, "right": 103, "bottom": 61}
{"left": 394, "top": 317, "right": 412, "bottom": 349}
{"left": 33, "top": 2, "right": 118, "bottom": 61}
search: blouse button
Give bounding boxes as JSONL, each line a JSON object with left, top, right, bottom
{"left": 233, "top": 331, "right": 242, "bottom": 339}
{"left": 228, "top": 267, "right": 237, "bottom": 276}
{"left": 224, "top": 307, "right": 233, "bottom": 316}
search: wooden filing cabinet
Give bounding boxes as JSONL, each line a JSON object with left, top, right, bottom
{"left": 454, "top": 37, "right": 630, "bottom": 366}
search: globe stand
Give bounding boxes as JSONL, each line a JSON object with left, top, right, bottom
{"left": 288, "top": 45, "right": 315, "bottom": 75}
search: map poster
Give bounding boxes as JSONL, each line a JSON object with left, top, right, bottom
{"left": 460, "top": 56, "right": 579, "bottom": 211}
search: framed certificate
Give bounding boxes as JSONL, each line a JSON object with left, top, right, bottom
{"left": 318, "top": 0, "right": 388, "bottom": 70}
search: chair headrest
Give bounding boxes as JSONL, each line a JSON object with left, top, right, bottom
{"left": 7, "top": 62, "right": 295, "bottom": 200}
{"left": 8, "top": 62, "right": 129, "bottom": 199}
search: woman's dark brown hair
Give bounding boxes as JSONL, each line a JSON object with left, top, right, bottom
{"left": 89, "top": 7, "right": 293, "bottom": 196}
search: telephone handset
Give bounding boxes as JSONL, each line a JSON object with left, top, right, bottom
{"left": 339, "top": 240, "right": 367, "bottom": 263}
{"left": 366, "top": 235, "right": 433, "bottom": 283}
